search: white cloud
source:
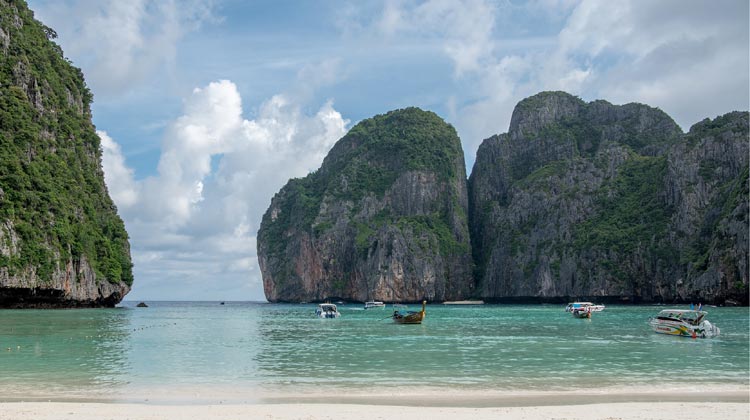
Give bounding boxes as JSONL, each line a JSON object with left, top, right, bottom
{"left": 137, "top": 80, "right": 243, "bottom": 226}
{"left": 99, "top": 130, "right": 138, "bottom": 208}
{"left": 341, "top": 0, "right": 747, "bottom": 171}
{"left": 445, "top": 0, "right": 749, "bottom": 159}
{"left": 559, "top": 0, "right": 749, "bottom": 128}
{"left": 375, "top": 0, "right": 496, "bottom": 76}
{"left": 33, "top": 0, "right": 218, "bottom": 95}
{"left": 102, "top": 79, "right": 348, "bottom": 300}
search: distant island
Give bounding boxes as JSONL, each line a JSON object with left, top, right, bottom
{"left": 259, "top": 93, "right": 748, "bottom": 305}
{"left": 0, "top": 1, "right": 132, "bottom": 308}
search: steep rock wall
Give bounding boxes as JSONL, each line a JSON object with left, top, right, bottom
{"left": 258, "top": 108, "right": 473, "bottom": 302}
{"left": 0, "top": 0, "right": 132, "bottom": 307}
{"left": 469, "top": 91, "right": 748, "bottom": 304}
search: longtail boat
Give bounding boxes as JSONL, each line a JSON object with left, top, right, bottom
{"left": 392, "top": 300, "right": 426, "bottom": 324}
{"left": 572, "top": 306, "right": 591, "bottom": 318}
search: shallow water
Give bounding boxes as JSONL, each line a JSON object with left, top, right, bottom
{"left": 1, "top": 302, "right": 747, "bottom": 400}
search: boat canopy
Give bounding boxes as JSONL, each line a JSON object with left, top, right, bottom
{"left": 655, "top": 309, "right": 707, "bottom": 322}
{"left": 318, "top": 303, "right": 338, "bottom": 311}
{"left": 567, "top": 302, "right": 593, "bottom": 308}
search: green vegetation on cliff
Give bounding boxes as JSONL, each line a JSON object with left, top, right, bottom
{"left": 470, "top": 91, "right": 749, "bottom": 304}
{"left": 573, "top": 155, "right": 673, "bottom": 255}
{"left": 260, "top": 107, "right": 464, "bottom": 248}
{"left": 342, "top": 108, "right": 463, "bottom": 179}
{"left": 258, "top": 107, "right": 472, "bottom": 302}
{"left": 0, "top": 0, "right": 132, "bottom": 285}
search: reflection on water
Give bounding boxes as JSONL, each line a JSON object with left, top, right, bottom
{"left": 1, "top": 302, "right": 748, "bottom": 399}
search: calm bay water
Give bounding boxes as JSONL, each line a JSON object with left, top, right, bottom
{"left": 1, "top": 302, "right": 748, "bottom": 401}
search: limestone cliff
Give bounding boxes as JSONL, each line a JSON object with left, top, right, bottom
{"left": 0, "top": 0, "right": 132, "bottom": 307}
{"left": 469, "top": 91, "right": 748, "bottom": 304}
{"left": 258, "top": 108, "right": 473, "bottom": 302}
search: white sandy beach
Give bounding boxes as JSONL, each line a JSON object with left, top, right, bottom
{"left": 2, "top": 389, "right": 748, "bottom": 420}
{"left": 0, "top": 401, "right": 748, "bottom": 420}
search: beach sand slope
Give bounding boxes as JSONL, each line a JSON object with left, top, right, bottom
{"left": 0, "top": 402, "right": 748, "bottom": 420}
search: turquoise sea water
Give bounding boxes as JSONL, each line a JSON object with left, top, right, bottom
{"left": 0, "top": 302, "right": 748, "bottom": 401}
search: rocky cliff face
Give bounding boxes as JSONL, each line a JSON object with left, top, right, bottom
{"left": 0, "top": 0, "right": 132, "bottom": 307}
{"left": 469, "top": 91, "right": 748, "bottom": 304}
{"left": 258, "top": 108, "right": 473, "bottom": 302}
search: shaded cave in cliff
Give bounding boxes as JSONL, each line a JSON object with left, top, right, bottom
{"left": 0, "top": 287, "right": 123, "bottom": 309}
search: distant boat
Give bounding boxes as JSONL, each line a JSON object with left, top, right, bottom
{"left": 443, "top": 300, "right": 484, "bottom": 305}
{"left": 315, "top": 303, "right": 340, "bottom": 319}
{"left": 649, "top": 309, "right": 720, "bottom": 338}
{"left": 392, "top": 301, "right": 426, "bottom": 324}
{"left": 364, "top": 301, "right": 385, "bottom": 310}
{"left": 571, "top": 306, "right": 592, "bottom": 318}
{"left": 565, "top": 302, "right": 605, "bottom": 313}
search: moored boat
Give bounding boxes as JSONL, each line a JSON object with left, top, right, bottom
{"left": 392, "top": 301, "right": 426, "bottom": 324}
{"left": 649, "top": 309, "right": 720, "bottom": 338}
{"left": 315, "top": 303, "right": 340, "bottom": 319}
{"left": 364, "top": 301, "right": 385, "bottom": 310}
{"left": 565, "top": 302, "right": 605, "bottom": 313}
{"left": 571, "top": 306, "right": 592, "bottom": 318}
{"left": 443, "top": 300, "right": 485, "bottom": 305}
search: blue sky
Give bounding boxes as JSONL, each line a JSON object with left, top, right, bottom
{"left": 27, "top": 0, "right": 750, "bottom": 301}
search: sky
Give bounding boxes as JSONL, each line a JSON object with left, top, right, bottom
{"left": 27, "top": 0, "right": 750, "bottom": 301}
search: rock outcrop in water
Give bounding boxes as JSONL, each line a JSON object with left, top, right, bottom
{"left": 258, "top": 108, "right": 473, "bottom": 302}
{"left": 0, "top": 1, "right": 132, "bottom": 308}
{"left": 259, "top": 93, "right": 747, "bottom": 305}
{"left": 469, "top": 91, "right": 748, "bottom": 305}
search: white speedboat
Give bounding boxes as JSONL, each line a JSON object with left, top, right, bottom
{"left": 565, "top": 302, "right": 605, "bottom": 312}
{"left": 649, "top": 309, "right": 720, "bottom": 338}
{"left": 364, "top": 301, "right": 385, "bottom": 310}
{"left": 315, "top": 303, "right": 340, "bottom": 319}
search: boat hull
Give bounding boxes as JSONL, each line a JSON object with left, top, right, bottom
{"left": 315, "top": 303, "right": 340, "bottom": 319}
{"left": 572, "top": 309, "right": 591, "bottom": 319}
{"left": 393, "top": 312, "right": 424, "bottom": 324}
{"left": 565, "top": 302, "right": 605, "bottom": 313}
{"left": 649, "top": 319, "right": 719, "bottom": 338}
{"left": 392, "top": 301, "right": 426, "bottom": 324}
{"left": 364, "top": 301, "right": 385, "bottom": 310}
